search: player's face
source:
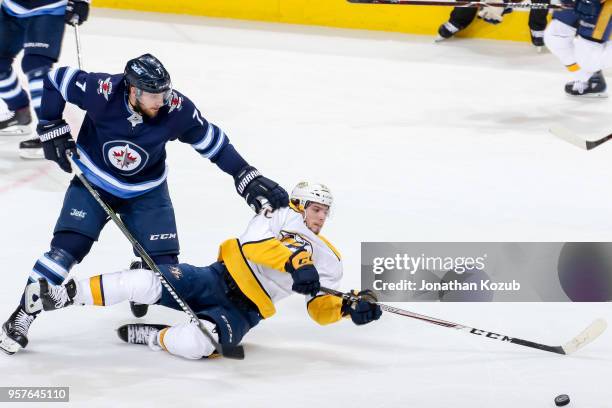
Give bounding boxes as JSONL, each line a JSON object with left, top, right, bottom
{"left": 304, "top": 202, "right": 329, "bottom": 234}
{"left": 129, "top": 87, "right": 167, "bottom": 118}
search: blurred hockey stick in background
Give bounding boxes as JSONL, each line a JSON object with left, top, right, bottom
{"left": 549, "top": 126, "right": 612, "bottom": 150}
{"left": 321, "top": 286, "right": 606, "bottom": 355}
{"left": 72, "top": 18, "right": 83, "bottom": 70}
{"left": 66, "top": 154, "right": 245, "bottom": 360}
{"left": 347, "top": 0, "right": 567, "bottom": 9}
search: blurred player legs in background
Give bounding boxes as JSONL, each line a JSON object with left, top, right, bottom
{"left": 545, "top": 0, "right": 611, "bottom": 97}
{"left": 0, "top": 0, "right": 90, "bottom": 158}
{"left": 437, "top": 0, "right": 550, "bottom": 48}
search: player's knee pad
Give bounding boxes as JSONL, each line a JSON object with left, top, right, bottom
{"left": 575, "top": 35, "right": 605, "bottom": 74}
{"left": 104, "top": 268, "right": 162, "bottom": 305}
{"left": 160, "top": 320, "right": 218, "bottom": 360}
{"left": 544, "top": 20, "right": 577, "bottom": 64}
{"left": 51, "top": 231, "right": 94, "bottom": 264}
{"left": 29, "top": 247, "right": 76, "bottom": 285}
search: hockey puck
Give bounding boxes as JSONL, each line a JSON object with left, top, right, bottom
{"left": 554, "top": 394, "right": 570, "bottom": 407}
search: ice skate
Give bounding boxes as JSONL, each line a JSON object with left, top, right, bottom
{"left": 0, "top": 106, "right": 32, "bottom": 136}
{"left": 0, "top": 305, "right": 36, "bottom": 355}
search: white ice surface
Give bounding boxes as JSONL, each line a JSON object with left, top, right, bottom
{"left": 0, "top": 9, "right": 611, "bottom": 408}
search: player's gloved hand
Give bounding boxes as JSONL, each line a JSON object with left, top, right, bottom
{"left": 478, "top": 4, "right": 512, "bottom": 25}
{"left": 574, "top": 0, "right": 600, "bottom": 19}
{"left": 285, "top": 249, "right": 320, "bottom": 296}
{"left": 37, "top": 119, "right": 78, "bottom": 173}
{"left": 342, "top": 289, "right": 382, "bottom": 326}
{"left": 234, "top": 165, "right": 289, "bottom": 213}
{"left": 65, "top": 0, "right": 90, "bottom": 26}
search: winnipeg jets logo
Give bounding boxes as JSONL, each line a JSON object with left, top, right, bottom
{"left": 168, "top": 92, "right": 183, "bottom": 113}
{"left": 102, "top": 140, "right": 149, "bottom": 175}
{"left": 97, "top": 77, "right": 112, "bottom": 100}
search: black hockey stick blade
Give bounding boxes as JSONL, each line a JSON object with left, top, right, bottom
{"left": 220, "top": 344, "right": 245, "bottom": 360}
{"left": 549, "top": 126, "right": 612, "bottom": 150}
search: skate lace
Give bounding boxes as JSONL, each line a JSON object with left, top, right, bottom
{"left": 128, "top": 326, "right": 158, "bottom": 344}
{"left": 572, "top": 81, "right": 588, "bottom": 93}
{"left": 14, "top": 310, "right": 34, "bottom": 335}
{"left": 48, "top": 285, "right": 70, "bottom": 309}
{"left": 0, "top": 109, "right": 15, "bottom": 121}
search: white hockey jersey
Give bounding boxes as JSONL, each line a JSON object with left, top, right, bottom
{"left": 217, "top": 204, "right": 346, "bottom": 325}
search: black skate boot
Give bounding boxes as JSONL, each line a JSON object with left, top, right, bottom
{"left": 19, "top": 137, "right": 43, "bottom": 160}
{"left": 129, "top": 260, "right": 150, "bottom": 318}
{"left": 436, "top": 22, "right": 459, "bottom": 42}
{"left": 0, "top": 305, "right": 36, "bottom": 355}
{"left": 530, "top": 29, "right": 545, "bottom": 50}
{"left": 117, "top": 323, "right": 169, "bottom": 346}
{"left": 39, "top": 278, "right": 77, "bottom": 311}
{"left": 0, "top": 106, "right": 32, "bottom": 136}
{"left": 565, "top": 71, "right": 608, "bottom": 98}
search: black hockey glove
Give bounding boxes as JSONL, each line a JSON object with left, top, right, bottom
{"left": 37, "top": 119, "right": 77, "bottom": 173}
{"left": 65, "top": 0, "right": 90, "bottom": 25}
{"left": 234, "top": 166, "right": 289, "bottom": 213}
{"left": 342, "top": 289, "right": 382, "bottom": 326}
{"left": 285, "top": 249, "right": 320, "bottom": 297}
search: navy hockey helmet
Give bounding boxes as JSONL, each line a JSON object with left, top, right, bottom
{"left": 124, "top": 53, "right": 172, "bottom": 96}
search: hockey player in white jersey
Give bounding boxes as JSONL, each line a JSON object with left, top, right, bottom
{"left": 544, "top": 0, "right": 609, "bottom": 97}
{"left": 15, "top": 182, "right": 382, "bottom": 359}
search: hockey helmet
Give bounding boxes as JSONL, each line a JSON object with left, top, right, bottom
{"left": 290, "top": 182, "right": 333, "bottom": 212}
{"left": 124, "top": 53, "right": 172, "bottom": 97}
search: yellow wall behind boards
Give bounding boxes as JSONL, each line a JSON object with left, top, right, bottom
{"left": 93, "top": 0, "right": 534, "bottom": 42}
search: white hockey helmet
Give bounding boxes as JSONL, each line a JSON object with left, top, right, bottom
{"left": 290, "top": 182, "right": 333, "bottom": 212}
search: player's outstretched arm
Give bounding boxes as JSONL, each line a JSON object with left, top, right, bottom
{"left": 307, "top": 289, "right": 382, "bottom": 326}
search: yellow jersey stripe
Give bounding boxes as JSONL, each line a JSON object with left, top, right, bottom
{"left": 566, "top": 63, "right": 580, "bottom": 72}
{"left": 219, "top": 238, "right": 276, "bottom": 318}
{"left": 242, "top": 237, "right": 293, "bottom": 271}
{"left": 90, "top": 275, "right": 104, "bottom": 306}
{"left": 158, "top": 327, "right": 169, "bottom": 351}
{"left": 593, "top": 1, "right": 612, "bottom": 41}
{"left": 318, "top": 234, "right": 341, "bottom": 260}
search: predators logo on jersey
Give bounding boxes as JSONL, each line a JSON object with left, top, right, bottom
{"left": 279, "top": 230, "right": 313, "bottom": 254}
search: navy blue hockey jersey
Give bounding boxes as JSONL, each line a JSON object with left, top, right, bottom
{"left": 2, "top": 0, "right": 67, "bottom": 17}
{"left": 41, "top": 66, "right": 235, "bottom": 198}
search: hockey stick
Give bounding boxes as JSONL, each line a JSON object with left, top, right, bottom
{"left": 321, "top": 286, "right": 606, "bottom": 355}
{"left": 73, "top": 21, "right": 83, "bottom": 71}
{"left": 347, "top": 0, "right": 566, "bottom": 9}
{"left": 66, "top": 154, "right": 245, "bottom": 360}
{"left": 549, "top": 126, "right": 612, "bottom": 150}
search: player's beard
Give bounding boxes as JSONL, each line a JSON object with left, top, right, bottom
{"left": 133, "top": 99, "right": 160, "bottom": 119}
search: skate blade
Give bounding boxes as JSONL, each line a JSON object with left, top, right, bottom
{"left": 566, "top": 92, "right": 609, "bottom": 99}
{"left": 0, "top": 331, "right": 21, "bottom": 355}
{"left": 24, "top": 281, "right": 42, "bottom": 314}
{"left": 434, "top": 36, "right": 448, "bottom": 43}
{"left": 19, "top": 149, "right": 44, "bottom": 160}
{"left": 0, "top": 125, "right": 32, "bottom": 137}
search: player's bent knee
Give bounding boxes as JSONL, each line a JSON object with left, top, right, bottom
{"left": 161, "top": 320, "right": 218, "bottom": 360}
{"left": 121, "top": 268, "right": 162, "bottom": 305}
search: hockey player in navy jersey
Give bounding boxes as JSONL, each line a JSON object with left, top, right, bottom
{"left": 544, "top": 0, "right": 609, "bottom": 97}
{"left": 19, "top": 182, "right": 382, "bottom": 359}
{"left": 0, "top": 0, "right": 90, "bottom": 158}
{"left": 0, "top": 53, "right": 289, "bottom": 355}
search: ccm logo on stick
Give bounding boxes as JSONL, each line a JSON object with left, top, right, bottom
{"left": 470, "top": 329, "right": 512, "bottom": 341}
{"left": 149, "top": 233, "right": 177, "bottom": 240}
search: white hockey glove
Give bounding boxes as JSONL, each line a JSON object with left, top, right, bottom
{"left": 478, "top": 4, "right": 505, "bottom": 24}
